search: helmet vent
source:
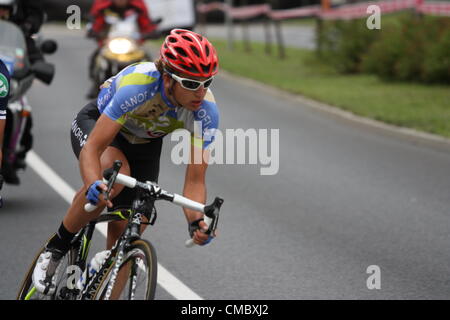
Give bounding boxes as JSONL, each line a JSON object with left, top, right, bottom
{"left": 175, "top": 47, "right": 188, "bottom": 57}
{"left": 190, "top": 45, "right": 200, "bottom": 57}
{"left": 165, "top": 52, "right": 176, "bottom": 60}
{"left": 182, "top": 35, "right": 193, "bottom": 42}
{"left": 205, "top": 45, "right": 210, "bottom": 57}
{"left": 201, "top": 63, "right": 210, "bottom": 74}
{"left": 168, "top": 37, "right": 178, "bottom": 43}
{"left": 183, "top": 64, "right": 200, "bottom": 75}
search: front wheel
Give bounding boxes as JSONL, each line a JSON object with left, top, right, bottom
{"left": 94, "top": 239, "right": 157, "bottom": 300}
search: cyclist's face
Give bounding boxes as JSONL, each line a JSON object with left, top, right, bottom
{"left": 165, "top": 73, "right": 209, "bottom": 111}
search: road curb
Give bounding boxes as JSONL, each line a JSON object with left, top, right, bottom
{"left": 218, "top": 69, "right": 450, "bottom": 152}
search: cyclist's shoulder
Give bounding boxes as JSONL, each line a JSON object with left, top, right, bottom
{"left": 102, "top": 62, "right": 162, "bottom": 115}
{"left": 197, "top": 89, "right": 219, "bottom": 116}
{"left": 115, "top": 62, "right": 161, "bottom": 90}
{"left": 191, "top": 89, "right": 219, "bottom": 128}
{"left": 204, "top": 88, "right": 216, "bottom": 102}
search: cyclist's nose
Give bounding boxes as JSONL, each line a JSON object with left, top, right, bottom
{"left": 194, "top": 85, "right": 207, "bottom": 97}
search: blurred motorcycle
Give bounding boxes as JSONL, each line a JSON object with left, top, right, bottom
{"left": 0, "top": 19, "right": 57, "bottom": 185}
{"left": 88, "top": 14, "right": 161, "bottom": 98}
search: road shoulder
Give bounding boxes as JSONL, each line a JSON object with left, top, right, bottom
{"left": 218, "top": 69, "right": 450, "bottom": 153}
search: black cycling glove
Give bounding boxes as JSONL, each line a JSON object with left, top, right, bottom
{"left": 188, "top": 218, "right": 204, "bottom": 238}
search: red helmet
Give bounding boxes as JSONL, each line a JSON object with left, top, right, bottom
{"left": 160, "top": 29, "right": 219, "bottom": 78}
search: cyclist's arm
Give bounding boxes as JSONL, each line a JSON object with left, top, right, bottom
{"left": 79, "top": 113, "right": 122, "bottom": 189}
{"left": 183, "top": 145, "right": 211, "bottom": 244}
{"left": 84, "top": 73, "right": 148, "bottom": 188}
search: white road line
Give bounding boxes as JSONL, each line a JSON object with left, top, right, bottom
{"left": 25, "top": 150, "right": 203, "bottom": 300}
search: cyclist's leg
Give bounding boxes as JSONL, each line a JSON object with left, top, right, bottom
{"left": 106, "top": 136, "right": 163, "bottom": 249}
{"left": 62, "top": 146, "right": 131, "bottom": 234}
{"left": 60, "top": 101, "right": 130, "bottom": 235}
{"left": 58, "top": 102, "right": 102, "bottom": 235}
{"left": 106, "top": 215, "right": 150, "bottom": 250}
{"left": 32, "top": 102, "right": 127, "bottom": 294}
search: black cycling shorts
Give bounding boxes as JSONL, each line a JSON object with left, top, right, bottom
{"left": 70, "top": 101, "right": 163, "bottom": 215}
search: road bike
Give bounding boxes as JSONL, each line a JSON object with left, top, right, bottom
{"left": 17, "top": 160, "right": 223, "bottom": 300}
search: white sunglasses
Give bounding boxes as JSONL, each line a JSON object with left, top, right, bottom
{"left": 166, "top": 70, "right": 214, "bottom": 91}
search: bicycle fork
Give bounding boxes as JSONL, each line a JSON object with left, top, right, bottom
{"left": 104, "top": 193, "right": 147, "bottom": 300}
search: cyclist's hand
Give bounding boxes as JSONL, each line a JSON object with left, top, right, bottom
{"left": 189, "top": 218, "right": 215, "bottom": 246}
{"left": 86, "top": 180, "right": 113, "bottom": 208}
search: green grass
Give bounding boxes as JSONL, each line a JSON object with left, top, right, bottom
{"left": 209, "top": 39, "right": 450, "bottom": 138}
{"left": 277, "top": 9, "right": 413, "bottom": 27}
{"left": 148, "top": 36, "right": 450, "bottom": 138}
{"left": 281, "top": 17, "right": 317, "bottom": 27}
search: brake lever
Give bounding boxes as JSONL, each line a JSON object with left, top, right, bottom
{"left": 103, "top": 160, "right": 122, "bottom": 202}
{"left": 204, "top": 197, "right": 224, "bottom": 236}
{"left": 184, "top": 197, "right": 223, "bottom": 248}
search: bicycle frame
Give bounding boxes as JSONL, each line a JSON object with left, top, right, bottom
{"left": 55, "top": 214, "right": 117, "bottom": 300}
{"left": 18, "top": 160, "right": 223, "bottom": 301}
{"left": 100, "top": 188, "right": 152, "bottom": 300}
{"left": 77, "top": 191, "right": 152, "bottom": 300}
{"left": 56, "top": 160, "right": 222, "bottom": 300}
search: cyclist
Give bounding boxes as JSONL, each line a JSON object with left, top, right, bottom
{"left": 32, "top": 29, "right": 219, "bottom": 295}
{"left": 86, "top": 0, "right": 157, "bottom": 98}
{"left": 0, "top": 59, "right": 10, "bottom": 200}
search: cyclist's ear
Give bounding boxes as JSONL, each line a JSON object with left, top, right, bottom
{"left": 162, "top": 73, "right": 172, "bottom": 86}
{"left": 162, "top": 73, "right": 175, "bottom": 95}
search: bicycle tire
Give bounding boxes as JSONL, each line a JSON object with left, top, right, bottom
{"left": 92, "top": 239, "right": 157, "bottom": 300}
{"left": 16, "top": 244, "right": 78, "bottom": 300}
{"left": 16, "top": 246, "right": 46, "bottom": 300}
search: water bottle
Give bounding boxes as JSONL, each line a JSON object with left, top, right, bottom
{"left": 76, "top": 250, "right": 111, "bottom": 290}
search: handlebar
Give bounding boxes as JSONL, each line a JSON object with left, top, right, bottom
{"left": 84, "top": 161, "right": 223, "bottom": 247}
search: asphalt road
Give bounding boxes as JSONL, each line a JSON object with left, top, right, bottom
{"left": 1, "top": 25, "right": 450, "bottom": 300}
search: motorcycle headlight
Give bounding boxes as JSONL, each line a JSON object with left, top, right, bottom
{"left": 108, "top": 38, "right": 135, "bottom": 55}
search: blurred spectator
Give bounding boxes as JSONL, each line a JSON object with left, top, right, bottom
{"left": 86, "top": 0, "right": 157, "bottom": 98}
